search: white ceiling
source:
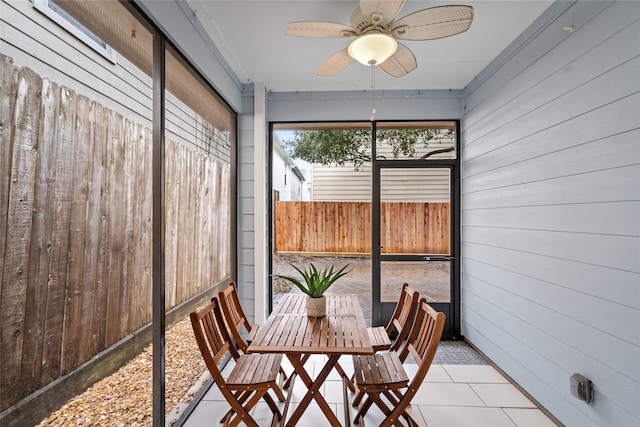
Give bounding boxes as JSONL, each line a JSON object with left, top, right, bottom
{"left": 185, "top": 1, "right": 552, "bottom": 92}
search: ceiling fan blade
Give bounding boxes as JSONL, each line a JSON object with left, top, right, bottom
{"left": 359, "top": 0, "right": 406, "bottom": 26}
{"left": 317, "top": 48, "right": 354, "bottom": 76}
{"left": 285, "top": 21, "right": 356, "bottom": 38}
{"left": 391, "top": 5, "right": 474, "bottom": 41}
{"left": 379, "top": 43, "right": 416, "bottom": 77}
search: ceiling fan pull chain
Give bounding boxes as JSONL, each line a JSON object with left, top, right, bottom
{"left": 370, "top": 64, "right": 376, "bottom": 121}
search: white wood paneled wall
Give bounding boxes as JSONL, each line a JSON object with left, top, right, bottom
{"left": 461, "top": 2, "right": 640, "bottom": 426}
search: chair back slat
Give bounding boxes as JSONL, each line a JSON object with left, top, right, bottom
{"left": 400, "top": 298, "right": 446, "bottom": 385}
{"left": 219, "top": 282, "right": 253, "bottom": 351}
{"left": 413, "top": 314, "right": 436, "bottom": 362}
{"left": 221, "top": 283, "right": 246, "bottom": 326}
{"left": 386, "top": 283, "right": 420, "bottom": 351}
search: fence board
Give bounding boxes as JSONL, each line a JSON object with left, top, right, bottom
{"left": 275, "top": 201, "right": 450, "bottom": 254}
{"left": 21, "top": 78, "right": 57, "bottom": 396}
{"left": 30, "top": 78, "right": 61, "bottom": 384}
{"left": 60, "top": 93, "right": 91, "bottom": 374}
{"left": 118, "top": 117, "right": 133, "bottom": 338}
{"left": 165, "top": 141, "right": 178, "bottom": 308}
{"left": 104, "top": 111, "right": 125, "bottom": 348}
{"left": 92, "top": 103, "right": 110, "bottom": 358}
{"left": 1, "top": 65, "right": 41, "bottom": 406}
{"left": 130, "top": 123, "right": 151, "bottom": 331}
{"left": 79, "top": 100, "right": 102, "bottom": 362}
{"left": 45, "top": 86, "right": 76, "bottom": 377}
{"left": 0, "top": 55, "right": 18, "bottom": 295}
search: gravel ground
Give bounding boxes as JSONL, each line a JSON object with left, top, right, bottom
{"left": 37, "top": 317, "right": 206, "bottom": 427}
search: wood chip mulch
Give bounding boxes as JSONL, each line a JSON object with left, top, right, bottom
{"left": 37, "top": 317, "right": 207, "bottom": 426}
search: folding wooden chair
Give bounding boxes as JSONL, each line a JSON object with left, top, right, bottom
{"left": 190, "top": 298, "right": 290, "bottom": 427}
{"left": 218, "top": 282, "right": 260, "bottom": 351}
{"left": 352, "top": 282, "right": 420, "bottom": 406}
{"left": 351, "top": 298, "right": 446, "bottom": 427}
{"left": 368, "top": 282, "right": 420, "bottom": 351}
{"left": 219, "top": 282, "right": 290, "bottom": 397}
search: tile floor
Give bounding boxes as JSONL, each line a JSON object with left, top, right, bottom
{"left": 182, "top": 354, "right": 558, "bottom": 427}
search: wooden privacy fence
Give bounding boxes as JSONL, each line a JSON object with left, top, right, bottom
{"left": 0, "top": 56, "right": 231, "bottom": 412}
{"left": 275, "top": 201, "right": 450, "bottom": 254}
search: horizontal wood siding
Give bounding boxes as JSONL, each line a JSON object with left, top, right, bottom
{"left": 313, "top": 164, "right": 450, "bottom": 202}
{"left": 0, "top": 57, "right": 231, "bottom": 413}
{"left": 1, "top": 0, "right": 229, "bottom": 164}
{"left": 461, "top": 2, "right": 640, "bottom": 426}
{"left": 272, "top": 150, "right": 289, "bottom": 200}
{"left": 275, "top": 201, "right": 449, "bottom": 254}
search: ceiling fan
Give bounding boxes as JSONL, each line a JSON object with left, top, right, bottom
{"left": 284, "top": 1, "right": 474, "bottom": 78}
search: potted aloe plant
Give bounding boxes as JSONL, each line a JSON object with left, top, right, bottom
{"left": 274, "top": 262, "right": 352, "bottom": 317}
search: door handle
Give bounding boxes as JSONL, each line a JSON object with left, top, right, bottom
{"left": 422, "top": 256, "right": 454, "bottom": 261}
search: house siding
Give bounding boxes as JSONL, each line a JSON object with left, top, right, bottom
{"left": 461, "top": 2, "right": 640, "bottom": 427}
{"left": 290, "top": 175, "right": 304, "bottom": 201}
{"left": 272, "top": 152, "right": 289, "bottom": 200}
{"left": 312, "top": 164, "right": 451, "bottom": 202}
{"left": 237, "top": 91, "right": 256, "bottom": 324}
{"left": 1, "top": 0, "right": 230, "bottom": 163}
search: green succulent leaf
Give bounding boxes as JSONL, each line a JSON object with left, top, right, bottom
{"left": 273, "top": 262, "right": 352, "bottom": 298}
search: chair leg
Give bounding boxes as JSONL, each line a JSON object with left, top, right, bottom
{"left": 376, "top": 394, "right": 413, "bottom": 427}
{"left": 262, "top": 390, "right": 282, "bottom": 416}
{"left": 279, "top": 366, "right": 289, "bottom": 382}
{"left": 342, "top": 376, "right": 352, "bottom": 427}
{"left": 352, "top": 389, "right": 365, "bottom": 407}
{"left": 226, "top": 390, "right": 267, "bottom": 427}
{"left": 272, "top": 383, "right": 286, "bottom": 402}
{"left": 222, "top": 393, "right": 260, "bottom": 427}
{"left": 353, "top": 394, "right": 375, "bottom": 425}
{"left": 220, "top": 390, "right": 252, "bottom": 423}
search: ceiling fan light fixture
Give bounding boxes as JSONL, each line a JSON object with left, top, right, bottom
{"left": 348, "top": 33, "right": 397, "bottom": 66}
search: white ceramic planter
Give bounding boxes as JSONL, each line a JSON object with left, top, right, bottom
{"left": 306, "top": 295, "right": 326, "bottom": 317}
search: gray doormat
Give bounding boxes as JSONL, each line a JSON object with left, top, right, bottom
{"left": 433, "top": 340, "right": 488, "bottom": 365}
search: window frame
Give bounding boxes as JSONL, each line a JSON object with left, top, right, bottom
{"left": 34, "top": 0, "right": 118, "bottom": 64}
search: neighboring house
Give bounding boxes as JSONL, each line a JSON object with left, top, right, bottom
{"left": 273, "top": 134, "right": 308, "bottom": 201}
{"left": 311, "top": 139, "right": 454, "bottom": 202}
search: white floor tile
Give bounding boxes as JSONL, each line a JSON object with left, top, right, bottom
{"left": 443, "top": 364, "right": 510, "bottom": 383}
{"left": 412, "top": 382, "right": 486, "bottom": 406}
{"left": 323, "top": 380, "right": 346, "bottom": 404}
{"left": 326, "top": 359, "right": 354, "bottom": 381}
{"left": 185, "top": 361, "right": 556, "bottom": 427}
{"left": 352, "top": 403, "right": 428, "bottom": 427}
{"left": 182, "top": 400, "right": 233, "bottom": 426}
{"left": 420, "top": 406, "right": 518, "bottom": 427}
{"left": 200, "top": 383, "right": 224, "bottom": 401}
{"left": 424, "top": 365, "right": 454, "bottom": 382}
{"left": 503, "top": 408, "right": 558, "bottom": 427}
{"left": 471, "top": 383, "right": 537, "bottom": 408}
{"left": 289, "top": 375, "right": 324, "bottom": 403}
{"left": 287, "top": 402, "right": 343, "bottom": 426}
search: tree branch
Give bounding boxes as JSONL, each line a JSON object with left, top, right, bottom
{"left": 420, "top": 146, "right": 455, "bottom": 159}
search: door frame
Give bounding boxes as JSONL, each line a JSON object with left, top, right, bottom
{"left": 371, "top": 120, "right": 461, "bottom": 339}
